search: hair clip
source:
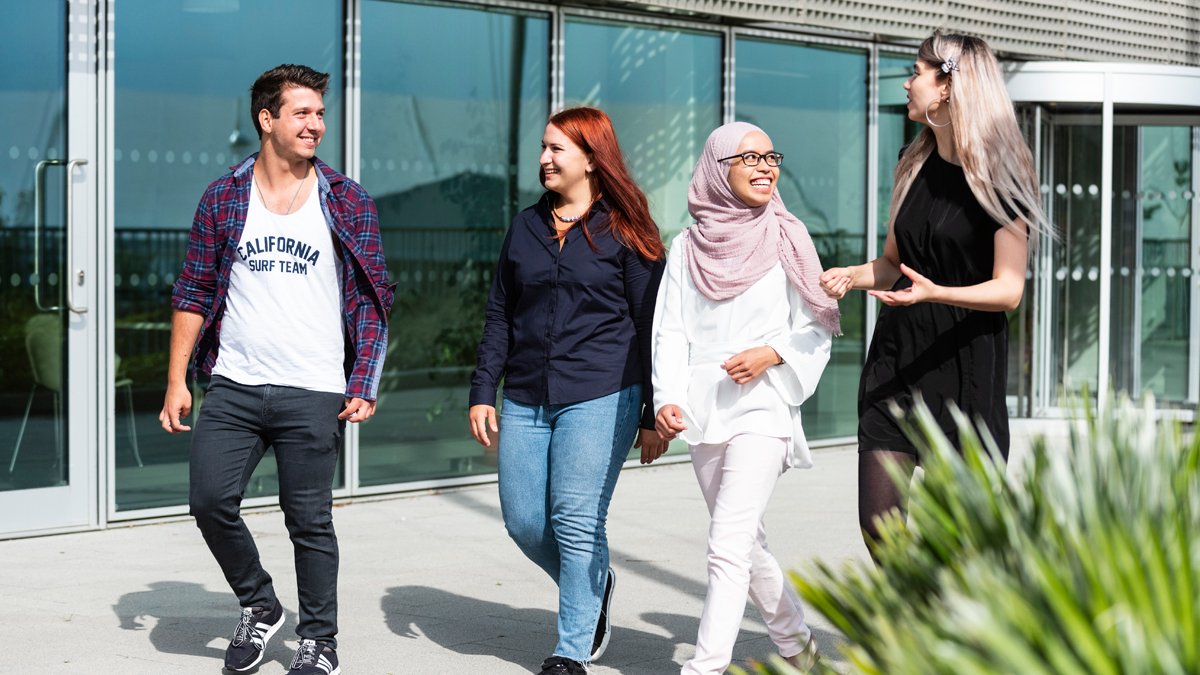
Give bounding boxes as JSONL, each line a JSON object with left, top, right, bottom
{"left": 941, "top": 57, "right": 959, "bottom": 74}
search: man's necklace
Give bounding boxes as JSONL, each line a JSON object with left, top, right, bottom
{"left": 256, "top": 167, "right": 309, "bottom": 215}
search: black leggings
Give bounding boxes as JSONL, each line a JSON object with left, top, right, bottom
{"left": 857, "top": 450, "right": 916, "bottom": 558}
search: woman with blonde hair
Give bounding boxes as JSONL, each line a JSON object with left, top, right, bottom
{"left": 820, "top": 31, "right": 1049, "bottom": 550}
{"left": 653, "top": 121, "right": 838, "bottom": 674}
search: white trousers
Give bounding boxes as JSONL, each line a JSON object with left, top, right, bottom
{"left": 681, "top": 434, "right": 811, "bottom": 675}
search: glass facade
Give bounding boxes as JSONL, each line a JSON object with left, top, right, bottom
{"left": 734, "top": 37, "right": 867, "bottom": 439}
{"left": 3, "top": 1, "right": 1198, "bottom": 536}
{"left": 357, "top": 0, "right": 549, "bottom": 485}
{"left": 564, "top": 19, "right": 722, "bottom": 236}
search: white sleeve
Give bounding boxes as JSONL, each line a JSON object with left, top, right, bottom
{"left": 765, "top": 282, "right": 832, "bottom": 406}
{"left": 651, "top": 241, "right": 691, "bottom": 416}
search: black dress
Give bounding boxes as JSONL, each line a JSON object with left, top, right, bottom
{"left": 858, "top": 151, "right": 1009, "bottom": 460}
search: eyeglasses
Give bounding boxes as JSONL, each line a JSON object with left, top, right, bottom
{"left": 717, "top": 151, "right": 784, "bottom": 167}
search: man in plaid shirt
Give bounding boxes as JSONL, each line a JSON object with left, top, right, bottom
{"left": 159, "top": 64, "right": 392, "bottom": 675}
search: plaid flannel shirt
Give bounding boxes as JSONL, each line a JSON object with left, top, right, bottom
{"left": 172, "top": 153, "right": 395, "bottom": 401}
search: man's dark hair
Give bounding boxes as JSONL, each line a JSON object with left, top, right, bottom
{"left": 250, "top": 64, "right": 330, "bottom": 138}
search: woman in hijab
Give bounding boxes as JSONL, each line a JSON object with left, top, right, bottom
{"left": 651, "top": 122, "right": 839, "bottom": 674}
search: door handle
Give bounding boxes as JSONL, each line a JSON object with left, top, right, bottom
{"left": 64, "top": 158, "right": 88, "bottom": 314}
{"left": 33, "top": 159, "right": 66, "bottom": 311}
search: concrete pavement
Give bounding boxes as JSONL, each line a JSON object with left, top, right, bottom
{"left": 3, "top": 446, "right": 869, "bottom": 674}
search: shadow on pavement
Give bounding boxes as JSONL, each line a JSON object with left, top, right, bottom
{"left": 382, "top": 585, "right": 684, "bottom": 670}
{"left": 113, "top": 580, "right": 296, "bottom": 669}
{"left": 640, "top": 612, "right": 846, "bottom": 671}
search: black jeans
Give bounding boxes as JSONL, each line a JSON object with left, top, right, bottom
{"left": 189, "top": 376, "right": 345, "bottom": 646}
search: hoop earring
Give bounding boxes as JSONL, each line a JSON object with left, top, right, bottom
{"left": 925, "top": 98, "right": 951, "bottom": 128}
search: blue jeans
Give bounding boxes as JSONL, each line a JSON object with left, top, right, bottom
{"left": 189, "top": 376, "right": 345, "bottom": 647}
{"left": 498, "top": 385, "right": 642, "bottom": 662}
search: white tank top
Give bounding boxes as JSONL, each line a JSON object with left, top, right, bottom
{"left": 212, "top": 176, "right": 346, "bottom": 394}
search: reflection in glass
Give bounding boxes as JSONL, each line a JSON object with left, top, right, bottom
{"left": 1048, "top": 121, "right": 1102, "bottom": 404}
{"left": 113, "top": 0, "right": 344, "bottom": 510}
{"left": 564, "top": 19, "right": 721, "bottom": 237}
{"left": 0, "top": 2, "right": 68, "bottom": 492}
{"left": 358, "top": 0, "right": 549, "bottom": 486}
{"left": 736, "top": 38, "right": 868, "bottom": 440}
{"left": 877, "top": 53, "right": 920, "bottom": 254}
{"left": 1112, "top": 125, "right": 1194, "bottom": 404}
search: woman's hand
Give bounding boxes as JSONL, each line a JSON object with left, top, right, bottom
{"left": 655, "top": 404, "right": 688, "bottom": 441}
{"left": 867, "top": 263, "right": 939, "bottom": 307}
{"left": 722, "top": 346, "right": 780, "bottom": 385}
{"left": 819, "top": 266, "right": 855, "bottom": 299}
{"left": 469, "top": 404, "right": 498, "bottom": 448}
{"left": 635, "top": 427, "right": 669, "bottom": 464}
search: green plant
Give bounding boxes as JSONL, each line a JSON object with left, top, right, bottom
{"left": 737, "top": 394, "right": 1200, "bottom": 674}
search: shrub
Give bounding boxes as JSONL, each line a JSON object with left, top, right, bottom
{"left": 735, "top": 395, "right": 1200, "bottom": 674}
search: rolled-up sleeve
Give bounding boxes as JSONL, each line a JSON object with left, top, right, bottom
{"left": 344, "top": 186, "right": 395, "bottom": 402}
{"left": 171, "top": 186, "right": 220, "bottom": 314}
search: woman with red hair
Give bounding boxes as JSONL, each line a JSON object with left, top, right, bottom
{"left": 469, "top": 107, "right": 667, "bottom": 675}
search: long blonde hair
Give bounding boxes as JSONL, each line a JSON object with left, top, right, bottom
{"left": 889, "top": 31, "right": 1051, "bottom": 250}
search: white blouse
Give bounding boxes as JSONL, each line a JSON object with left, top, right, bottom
{"left": 651, "top": 232, "right": 833, "bottom": 468}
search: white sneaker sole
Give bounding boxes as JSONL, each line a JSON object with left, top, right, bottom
{"left": 228, "top": 608, "right": 286, "bottom": 672}
{"left": 589, "top": 568, "right": 615, "bottom": 662}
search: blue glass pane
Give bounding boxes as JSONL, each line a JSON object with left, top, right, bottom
{"left": 358, "top": 0, "right": 550, "bottom": 487}
{"left": 735, "top": 38, "right": 868, "bottom": 440}
{"left": 0, "top": 2, "right": 67, "bottom": 492}
{"left": 878, "top": 53, "right": 920, "bottom": 252}
{"left": 1049, "top": 121, "right": 1103, "bottom": 404}
{"left": 113, "top": 0, "right": 344, "bottom": 511}
{"left": 565, "top": 20, "right": 722, "bottom": 235}
{"left": 1111, "top": 125, "right": 1193, "bottom": 403}
{"left": 1137, "top": 126, "right": 1193, "bottom": 402}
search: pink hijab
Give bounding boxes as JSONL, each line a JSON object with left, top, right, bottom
{"left": 684, "top": 122, "right": 841, "bottom": 335}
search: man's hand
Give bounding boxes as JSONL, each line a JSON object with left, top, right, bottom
{"left": 160, "top": 309, "right": 204, "bottom": 434}
{"left": 159, "top": 382, "right": 193, "bottom": 433}
{"left": 339, "top": 397, "right": 377, "bottom": 423}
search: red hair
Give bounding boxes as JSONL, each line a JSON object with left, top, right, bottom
{"left": 543, "top": 107, "right": 664, "bottom": 261}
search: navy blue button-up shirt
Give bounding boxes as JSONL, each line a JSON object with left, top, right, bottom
{"left": 470, "top": 194, "right": 664, "bottom": 429}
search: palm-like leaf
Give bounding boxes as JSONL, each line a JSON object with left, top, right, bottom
{"left": 740, "top": 394, "right": 1200, "bottom": 674}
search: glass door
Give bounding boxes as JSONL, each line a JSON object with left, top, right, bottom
{"left": 0, "top": 0, "right": 98, "bottom": 535}
{"left": 1110, "top": 124, "right": 1198, "bottom": 407}
{"left": 1030, "top": 112, "right": 1199, "bottom": 413}
{"left": 1039, "top": 112, "right": 1105, "bottom": 410}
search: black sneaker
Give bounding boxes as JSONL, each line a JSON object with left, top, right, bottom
{"left": 289, "top": 638, "right": 340, "bottom": 675}
{"left": 538, "top": 655, "right": 587, "bottom": 674}
{"left": 589, "top": 567, "right": 615, "bottom": 661}
{"left": 224, "top": 601, "right": 285, "bottom": 672}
